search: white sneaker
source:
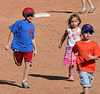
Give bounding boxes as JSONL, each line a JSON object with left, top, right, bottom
{"left": 22, "top": 81, "right": 30, "bottom": 88}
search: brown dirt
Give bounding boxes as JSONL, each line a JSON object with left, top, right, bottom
{"left": 0, "top": 0, "right": 100, "bottom": 94}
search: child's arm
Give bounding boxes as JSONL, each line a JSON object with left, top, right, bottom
{"left": 79, "top": 30, "right": 82, "bottom": 39}
{"left": 87, "top": 53, "right": 99, "bottom": 60}
{"left": 71, "top": 51, "right": 75, "bottom": 66}
{"left": 5, "top": 31, "right": 13, "bottom": 50}
{"left": 58, "top": 30, "right": 68, "bottom": 49}
{"left": 32, "top": 39, "right": 37, "bottom": 55}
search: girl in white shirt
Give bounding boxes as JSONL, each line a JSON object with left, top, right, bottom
{"left": 58, "top": 14, "right": 81, "bottom": 81}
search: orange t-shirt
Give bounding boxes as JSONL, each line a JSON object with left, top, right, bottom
{"left": 73, "top": 40, "right": 100, "bottom": 73}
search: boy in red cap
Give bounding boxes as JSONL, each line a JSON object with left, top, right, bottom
{"left": 71, "top": 24, "right": 100, "bottom": 94}
{"left": 5, "top": 7, "right": 37, "bottom": 88}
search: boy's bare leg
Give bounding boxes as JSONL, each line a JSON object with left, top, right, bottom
{"left": 83, "top": 87, "right": 89, "bottom": 94}
{"left": 22, "top": 63, "right": 30, "bottom": 88}
{"left": 23, "top": 63, "right": 30, "bottom": 81}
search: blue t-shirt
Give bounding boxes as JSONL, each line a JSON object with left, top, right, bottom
{"left": 9, "top": 20, "right": 35, "bottom": 52}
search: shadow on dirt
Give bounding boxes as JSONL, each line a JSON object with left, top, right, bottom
{"left": 0, "top": 80, "right": 22, "bottom": 88}
{"left": 29, "top": 74, "right": 70, "bottom": 81}
{"left": 46, "top": 10, "right": 73, "bottom": 14}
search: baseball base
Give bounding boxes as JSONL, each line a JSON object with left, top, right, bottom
{"left": 34, "top": 13, "right": 50, "bottom": 17}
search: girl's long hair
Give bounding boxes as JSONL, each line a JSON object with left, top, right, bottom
{"left": 68, "top": 14, "right": 81, "bottom": 27}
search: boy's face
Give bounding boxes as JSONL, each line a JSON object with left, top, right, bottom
{"left": 25, "top": 14, "right": 34, "bottom": 23}
{"left": 82, "top": 30, "right": 94, "bottom": 41}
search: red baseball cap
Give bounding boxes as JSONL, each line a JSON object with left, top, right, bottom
{"left": 23, "top": 7, "right": 35, "bottom": 17}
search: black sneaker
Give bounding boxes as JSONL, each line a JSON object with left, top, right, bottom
{"left": 80, "top": 92, "right": 84, "bottom": 94}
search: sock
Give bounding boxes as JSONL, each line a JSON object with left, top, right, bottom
{"left": 22, "top": 80, "right": 26, "bottom": 83}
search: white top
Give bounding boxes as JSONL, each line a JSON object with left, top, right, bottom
{"left": 67, "top": 27, "right": 81, "bottom": 46}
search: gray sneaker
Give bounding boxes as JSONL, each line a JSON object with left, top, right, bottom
{"left": 22, "top": 81, "right": 30, "bottom": 88}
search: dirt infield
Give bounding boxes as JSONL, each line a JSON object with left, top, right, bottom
{"left": 0, "top": 0, "right": 100, "bottom": 94}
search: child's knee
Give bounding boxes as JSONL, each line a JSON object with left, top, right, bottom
{"left": 25, "top": 62, "right": 31, "bottom": 68}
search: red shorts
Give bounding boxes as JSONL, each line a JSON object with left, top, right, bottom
{"left": 13, "top": 51, "right": 33, "bottom": 66}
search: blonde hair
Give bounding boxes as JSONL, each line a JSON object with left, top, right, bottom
{"left": 68, "top": 14, "right": 81, "bottom": 27}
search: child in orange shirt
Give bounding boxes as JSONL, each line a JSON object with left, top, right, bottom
{"left": 71, "top": 24, "right": 100, "bottom": 94}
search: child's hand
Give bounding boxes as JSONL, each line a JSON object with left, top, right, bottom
{"left": 71, "top": 60, "right": 74, "bottom": 67}
{"left": 58, "top": 44, "right": 62, "bottom": 49}
{"left": 87, "top": 52, "right": 93, "bottom": 59}
{"left": 87, "top": 52, "right": 99, "bottom": 60}
{"left": 5, "top": 45, "right": 9, "bottom": 50}
{"left": 33, "top": 50, "right": 37, "bottom": 55}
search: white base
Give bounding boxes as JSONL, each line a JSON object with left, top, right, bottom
{"left": 34, "top": 13, "right": 50, "bottom": 17}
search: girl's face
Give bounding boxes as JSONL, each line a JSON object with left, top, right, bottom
{"left": 82, "top": 30, "right": 93, "bottom": 41}
{"left": 25, "top": 14, "right": 34, "bottom": 23}
{"left": 70, "top": 17, "right": 79, "bottom": 28}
